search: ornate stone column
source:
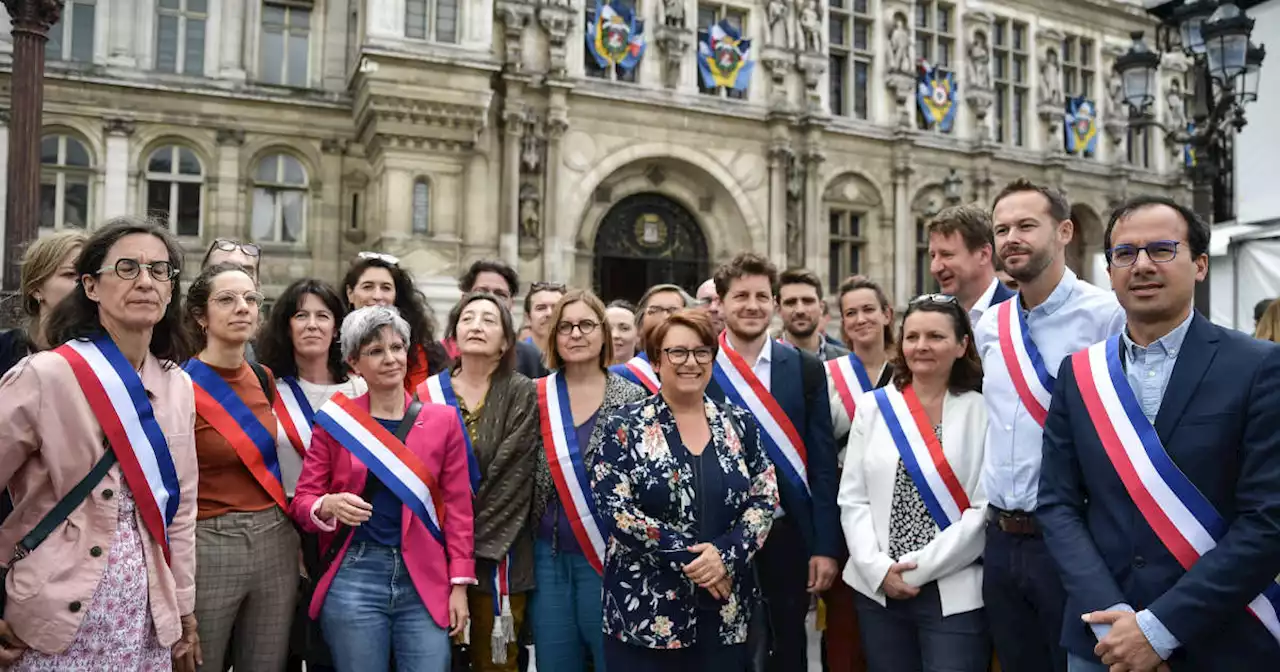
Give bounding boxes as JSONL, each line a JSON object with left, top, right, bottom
{"left": 500, "top": 98, "right": 525, "bottom": 267}
{"left": 767, "top": 131, "right": 792, "bottom": 272}
{"left": 542, "top": 102, "right": 568, "bottom": 283}
{"left": 801, "top": 137, "right": 826, "bottom": 270}
{"left": 891, "top": 130, "right": 914, "bottom": 305}
{"left": 3, "top": 0, "right": 61, "bottom": 293}
{"left": 103, "top": 118, "right": 135, "bottom": 219}
{"left": 218, "top": 0, "right": 246, "bottom": 81}
{"left": 214, "top": 128, "right": 246, "bottom": 242}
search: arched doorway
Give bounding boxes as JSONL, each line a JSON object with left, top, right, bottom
{"left": 593, "top": 193, "right": 710, "bottom": 303}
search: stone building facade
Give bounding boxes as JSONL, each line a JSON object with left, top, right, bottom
{"left": 0, "top": 0, "right": 1190, "bottom": 314}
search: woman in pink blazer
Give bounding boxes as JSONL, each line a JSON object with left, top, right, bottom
{"left": 290, "top": 305, "right": 474, "bottom": 672}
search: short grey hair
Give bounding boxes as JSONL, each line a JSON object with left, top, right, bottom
{"left": 340, "top": 305, "right": 412, "bottom": 361}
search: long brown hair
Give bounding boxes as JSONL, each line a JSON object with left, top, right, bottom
{"left": 1256, "top": 299, "right": 1280, "bottom": 343}
{"left": 891, "top": 296, "right": 983, "bottom": 394}
{"left": 837, "top": 275, "right": 895, "bottom": 350}
{"left": 544, "top": 289, "right": 613, "bottom": 371}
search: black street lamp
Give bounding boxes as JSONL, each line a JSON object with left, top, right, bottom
{"left": 1114, "top": 1, "right": 1265, "bottom": 316}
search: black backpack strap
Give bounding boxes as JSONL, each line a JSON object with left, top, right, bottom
{"left": 249, "top": 362, "right": 275, "bottom": 405}
{"left": 12, "top": 445, "right": 117, "bottom": 563}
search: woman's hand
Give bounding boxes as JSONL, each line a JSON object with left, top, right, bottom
{"left": 448, "top": 585, "right": 470, "bottom": 637}
{"left": 321, "top": 492, "right": 373, "bottom": 526}
{"left": 879, "top": 561, "right": 920, "bottom": 600}
{"left": 171, "top": 612, "right": 202, "bottom": 672}
{"left": 706, "top": 576, "right": 733, "bottom": 601}
{"left": 683, "top": 542, "right": 726, "bottom": 588}
{"left": 0, "top": 619, "right": 28, "bottom": 666}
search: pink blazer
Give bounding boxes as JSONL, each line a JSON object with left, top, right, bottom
{"left": 289, "top": 392, "right": 475, "bottom": 627}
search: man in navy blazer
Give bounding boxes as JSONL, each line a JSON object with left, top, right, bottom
{"left": 705, "top": 253, "right": 839, "bottom": 672}
{"left": 1038, "top": 196, "right": 1280, "bottom": 671}
{"left": 927, "top": 203, "right": 1016, "bottom": 323}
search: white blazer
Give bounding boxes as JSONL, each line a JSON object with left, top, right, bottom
{"left": 837, "top": 386, "right": 989, "bottom": 617}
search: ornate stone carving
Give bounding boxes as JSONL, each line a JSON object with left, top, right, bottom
{"left": 521, "top": 115, "right": 544, "bottom": 173}
{"left": 887, "top": 11, "right": 913, "bottom": 74}
{"left": 798, "top": 0, "right": 823, "bottom": 53}
{"left": 496, "top": 1, "right": 535, "bottom": 69}
{"left": 1040, "top": 47, "right": 1063, "bottom": 107}
{"left": 659, "top": 0, "right": 685, "bottom": 28}
{"left": 321, "top": 138, "right": 349, "bottom": 155}
{"left": 765, "top": 0, "right": 797, "bottom": 51}
{"left": 654, "top": 25, "right": 694, "bottom": 90}
{"left": 103, "top": 118, "right": 136, "bottom": 136}
{"left": 785, "top": 152, "right": 804, "bottom": 268}
{"left": 2, "top": 0, "right": 63, "bottom": 30}
{"left": 518, "top": 182, "right": 541, "bottom": 241}
{"left": 537, "top": 3, "right": 574, "bottom": 79}
{"left": 968, "top": 31, "right": 991, "bottom": 90}
{"left": 216, "top": 128, "right": 246, "bottom": 146}
{"left": 797, "top": 53, "right": 828, "bottom": 113}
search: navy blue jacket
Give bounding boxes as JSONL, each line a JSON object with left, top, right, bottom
{"left": 707, "top": 340, "right": 840, "bottom": 559}
{"left": 1037, "top": 313, "right": 1280, "bottom": 669}
{"left": 990, "top": 280, "right": 1016, "bottom": 308}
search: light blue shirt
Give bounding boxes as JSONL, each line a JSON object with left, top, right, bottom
{"left": 1088, "top": 312, "right": 1195, "bottom": 659}
{"left": 975, "top": 268, "right": 1126, "bottom": 511}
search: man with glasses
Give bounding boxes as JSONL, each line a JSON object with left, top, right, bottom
{"left": 457, "top": 259, "right": 548, "bottom": 378}
{"left": 1038, "top": 195, "right": 1280, "bottom": 671}
{"left": 973, "top": 179, "right": 1125, "bottom": 672}
{"left": 608, "top": 283, "right": 691, "bottom": 392}
{"left": 202, "top": 238, "right": 261, "bottom": 282}
{"left": 696, "top": 278, "right": 725, "bottom": 333}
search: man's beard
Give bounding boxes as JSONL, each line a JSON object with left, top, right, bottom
{"left": 787, "top": 321, "right": 818, "bottom": 339}
{"left": 1005, "top": 245, "right": 1055, "bottom": 284}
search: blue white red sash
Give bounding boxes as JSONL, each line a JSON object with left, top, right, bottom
{"left": 537, "top": 373, "right": 607, "bottom": 574}
{"left": 314, "top": 393, "right": 446, "bottom": 543}
{"left": 185, "top": 360, "right": 287, "bottom": 509}
{"left": 1073, "top": 337, "right": 1280, "bottom": 645}
{"left": 826, "top": 353, "right": 874, "bottom": 420}
{"left": 612, "top": 353, "right": 660, "bottom": 393}
{"left": 873, "top": 385, "right": 970, "bottom": 530}
{"left": 712, "top": 332, "right": 810, "bottom": 501}
{"left": 274, "top": 376, "right": 314, "bottom": 457}
{"left": 54, "top": 335, "right": 180, "bottom": 563}
{"left": 996, "top": 299, "right": 1054, "bottom": 427}
{"left": 489, "top": 552, "right": 515, "bottom": 660}
{"left": 417, "top": 371, "right": 483, "bottom": 493}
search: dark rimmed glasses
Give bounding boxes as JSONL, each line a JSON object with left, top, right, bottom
{"left": 211, "top": 239, "right": 261, "bottom": 257}
{"left": 910, "top": 293, "right": 959, "bottom": 306}
{"left": 1106, "top": 240, "right": 1180, "bottom": 268}
{"left": 556, "top": 319, "right": 599, "bottom": 336}
{"left": 97, "top": 258, "right": 179, "bottom": 282}
{"left": 663, "top": 346, "right": 715, "bottom": 365}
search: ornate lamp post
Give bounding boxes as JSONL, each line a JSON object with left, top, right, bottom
{"left": 1114, "top": 0, "right": 1265, "bottom": 315}
{"left": 943, "top": 168, "right": 964, "bottom": 206}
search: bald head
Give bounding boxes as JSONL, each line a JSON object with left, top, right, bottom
{"left": 696, "top": 278, "right": 725, "bottom": 333}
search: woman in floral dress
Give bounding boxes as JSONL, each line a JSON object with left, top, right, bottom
{"left": 591, "top": 310, "right": 778, "bottom": 672}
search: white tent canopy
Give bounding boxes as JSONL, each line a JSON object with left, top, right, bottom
{"left": 1208, "top": 220, "right": 1280, "bottom": 330}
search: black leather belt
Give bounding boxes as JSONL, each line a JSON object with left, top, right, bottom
{"left": 987, "top": 505, "right": 1039, "bottom": 536}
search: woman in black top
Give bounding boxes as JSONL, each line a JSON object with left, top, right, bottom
{"left": 0, "top": 231, "right": 86, "bottom": 375}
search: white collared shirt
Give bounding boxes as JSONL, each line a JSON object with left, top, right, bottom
{"left": 968, "top": 277, "right": 1002, "bottom": 324}
{"left": 725, "top": 333, "right": 773, "bottom": 390}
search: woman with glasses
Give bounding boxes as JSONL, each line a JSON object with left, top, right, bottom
{"left": 605, "top": 300, "right": 639, "bottom": 365}
{"left": 291, "top": 306, "right": 474, "bottom": 672}
{"left": 591, "top": 310, "right": 778, "bottom": 671}
{"left": 183, "top": 262, "right": 300, "bottom": 672}
{"left": 530, "top": 289, "right": 646, "bottom": 672}
{"left": 417, "top": 292, "right": 539, "bottom": 671}
{"left": 0, "top": 218, "right": 200, "bottom": 670}
{"left": 0, "top": 231, "right": 87, "bottom": 376}
{"left": 343, "top": 253, "right": 449, "bottom": 392}
{"left": 837, "top": 295, "right": 990, "bottom": 672}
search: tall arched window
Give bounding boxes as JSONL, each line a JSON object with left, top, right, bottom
{"left": 146, "top": 145, "right": 203, "bottom": 237}
{"left": 251, "top": 153, "right": 308, "bottom": 243}
{"left": 40, "top": 134, "right": 93, "bottom": 230}
{"left": 411, "top": 179, "right": 430, "bottom": 234}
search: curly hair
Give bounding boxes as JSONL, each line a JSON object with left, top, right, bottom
{"left": 890, "top": 297, "right": 982, "bottom": 395}
{"left": 256, "top": 278, "right": 351, "bottom": 383}
{"left": 342, "top": 256, "right": 449, "bottom": 375}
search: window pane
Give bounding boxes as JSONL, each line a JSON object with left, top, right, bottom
{"left": 829, "top": 56, "right": 845, "bottom": 116}
{"left": 828, "top": 243, "right": 841, "bottom": 293}
{"left": 287, "top": 33, "right": 309, "bottom": 86}
{"left": 1013, "top": 25, "right": 1025, "bottom": 50}
{"left": 854, "top": 60, "right": 869, "bottom": 119}
{"left": 159, "top": 0, "right": 180, "bottom": 9}
{"left": 179, "top": 148, "right": 201, "bottom": 175}
{"left": 849, "top": 214, "right": 862, "bottom": 237}
{"left": 189, "top": 0, "right": 208, "bottom": 13}
{"left": 281, "top": 190, "right": 305, "bottom": 242}
{"left": 1062, "top": 39, "right": 1073, "bottom": 63}
{"left": 829, "top": 211, "right": 844, "bottom": 236}
{"left": 147, "top": 179, "right": 172, "bottom": 223}
{"left": 149, "top": 147, "right": 173, "bottom": 174}
{"left": 46, "top": 20, "right": 63, "bottom": 60}
{"left": 1082, "top": 72, "right": 1094, "bottom": 97}
{"left": 255, "top": 156, "right": 279, "bottom": 182}
{"left": 853, "top": 19, "right": 869, "bottom": 51}
{"left": 915, "top": 4, "right": 928, "bottom": 28}
{"left": 995, "top": 55, "right": 1006, "bottom": 79}
{"left": 64, "top": 138, "right": 90, "bottom": 167}
{"left": 412, "top": 181, "right": 430, "bottom": 234}
{"left": 71, "top": 3, "right": 95, "bottom": 63}
{"left": 697, "top": 7, "right": 715, "bottom": 28}
{"left": 436, "top": 0, "right": 458, "bottom": 43}
{"left": 40, "top": 182, "right": 57, "bottom": 227}
{"left": 848, "top": 244, "right": 861, "bottom": 276}
{"left": 251, "top": 189, "right": 276, "bottom": 241}
{"left": 185, "top": 18, "right": 206, "bottom": 75}
{"left": 176, "top": 182, "right": 202, "bottom": 237}
{"left": 995, "top": 86, "right": 1007, "bottom": 142}
{"left": 1013, "top": 56, "right": 1025, "bottom": 83}
{"left": 829, "top": 17, "right": 846, "bottom": 46}
{"left": 939, "top": 39, "right": 952, "bottom": 68}
{"left": 854, "top": 0, "right": 868, "bottom": 13}
{"left": 994, "top": 21, "right": 1006, "bottom": 47}
{"left": 260, "top": 28, "right": 284, "bottom": 84}
{"left": 938, "top": 6, "right": 951, "bottom": 33}
{"left": 282, "top": 156, "right": 306, "bottom": 185}
{"left": 1014, "top": 90, "right": 1026, "bottom": 145}
{"left": 263, "top": 4, "right": 285, "bottom": 26}
{"left": 406, "top": 0, "right": 427, "bottom": 39}
{"left": 156, "top": 15, "right": 179, "bottom": 72}
{"left": 64, "top": 179, "right": 90, "bottom": 228}
{"left": 41, "top": 137, "right": 59, "bottom": 164}
{"left": 289, "top": 7, "right": 310, "bottom": 29}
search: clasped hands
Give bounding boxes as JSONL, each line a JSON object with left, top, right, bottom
{"left": 683, "top": 543, "right": 733, "bottom": 600}
{"left": 1082, "top": 610, "right": 1170, "bottom": 672}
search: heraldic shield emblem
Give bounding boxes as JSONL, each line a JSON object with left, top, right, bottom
{"left": 587, "top": 0, "right": 646, "bottom": 71}
{"left": 697, "top": 19, "right": 754, "bottom": 91}
{"left": 1064, "top": 96, "right": 1098, "bottom": 156}
{"left": 917, "top": 64, "right": 958, "bottom": 132}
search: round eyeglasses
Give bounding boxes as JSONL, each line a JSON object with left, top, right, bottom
{"left": 97, "top": 258, "right": 179, "bottom": 282}
{"left": 556, "top": 320, "right": 599, "bottom": 336}
{"left": 663, "top": 346, "right": 715, "bottom": 365}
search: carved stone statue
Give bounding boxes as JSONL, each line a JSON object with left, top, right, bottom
{"left": 659, "top": 0, "right": 685, "bottom": 28}
{"left": 766, "top": 0, "right": 796, "bottom": 50}
{"left": 967, "top": 31, "right": 991, "bottom": 90}
{"left": 888, "top": 13, "right": 912, "bottom": 73}
{"left": 1166, "top": 79, "right": 1187, "bottom": 132}
{"left": 521, "top": 130, "right": 542, "bottom": 173}
{"left": 799, "top": 0, "right": 823, "bottom": 53}
{"left": 1040, "top": 48, "right": 1063, "bottom": 106}
{"left": 518, "top": 183, "right": 541, "bottom": 240}
{"left": 1105, "top": 71, "right": 1125, "bottom": 120}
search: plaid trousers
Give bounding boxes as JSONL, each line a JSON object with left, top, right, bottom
{"left": 195, "top": 506, "right": 300, "bottom": 672}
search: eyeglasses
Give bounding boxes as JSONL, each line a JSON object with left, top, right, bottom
{"left": 1106, "top": 241, "right": 1180, "bottom": 268}
{"left": 530, "top": 281, "right": 567, "bottom": 295}
{"left": 212, "top": 239, "right": 261, "bottom": 257}
{"left": 210, "top": 290, "right": 266, "bottom": 310}
{"left": 645, "top": 305, "right": 682, "bottom": 317}
{"left": 556, "top": 319, "right": 599, "bottom": 336}
{"left": 910, "top": 294, "right": 959, "bottom": 306}
{"left": 97, "top": 259, "right": 179, "bottom": 282}
{"left": 663, "top": 346, "right": 715, "bottom": 364}
{"left": 358, "top": 251, "right": 400, "bottom": 266}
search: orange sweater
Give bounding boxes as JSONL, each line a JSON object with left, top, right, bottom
{"left": 194, "top": 361, "right": 279, "bottom": 520}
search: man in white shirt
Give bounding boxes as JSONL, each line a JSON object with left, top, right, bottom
{"left": 928, "top": 203, "right": 1015, "bottom": 323}
{"left": 974, "top": 179, "right": 1125, "bottom": 672}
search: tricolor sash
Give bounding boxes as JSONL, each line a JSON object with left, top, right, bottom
{"left": 274, "top": 376, "right": 314, "bottom": 457}
{"left": 712, "top": 332, "right": 810, "bottom": 501}
{"left": 185, "top": 360, "right": 287, "bottom": 509}
{"left": 489, "top": 552, "right": 516, "bottom": 663}
{"left": 418, "top": 371, "right": 483, "bottom": 493}
{"left": 997, "top": 299, "right": 1054, "bottom": 427}
{"left": 54, "top": 335, "right": 180, "bottom": 563}
{"left": 537, "top": 373, "right": 607, "bottom": 574}
{"left": 1073, "top": 337, "right": 1280, "bottom": 646}
{"left": 314, "top": 393, "right": 446, "bottom": 543}
{"left": 613, "top": 353, "right": 660, "bottom": 393}
{"left": 826, "top": 353, "right": 875, "bottom": 420}
{"left": 873, "top": 385, "right": 971, "bottom": 530}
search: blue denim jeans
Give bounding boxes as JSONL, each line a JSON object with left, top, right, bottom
{"left": 853, "top": 582, "right": 991, "bottom": 672}
{"left": 529, "top": 538, "right": 606, "bottom": 672}
{"left": 320, "top": 542, "right": 451, "bottom": 672}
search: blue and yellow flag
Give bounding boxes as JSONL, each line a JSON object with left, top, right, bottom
{"left": 1184, "top": 122, "right": 1197, "bottom": 167}
{"left": 697, "top": 20, "right": 754, "bottom": 91}
{"left": 917, "top": 66, "right": 957, "bottom": 132}
{"left": 586, "top": 0, "right": 645, "bottom": 71}
{"left": 1064, "top": 96, "right": 1098, "bottom": 156}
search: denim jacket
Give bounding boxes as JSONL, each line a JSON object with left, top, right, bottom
{"left": 590, "top": 395, "right": 778, "bottom": 649}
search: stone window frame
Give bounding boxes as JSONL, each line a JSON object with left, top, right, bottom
{"left": 405, "top": 0, "right": 460, "bottom": 44}
{"left": 828, "top": 0, "right": 874, "bottom": 120}
{"left": 695, "top": 2, "right": 750, "bottom": 101}
{"left": 827, "top": 208, "right": 867, "bottom": 294}
{"left": 143, "top": 143, "right": 206, "bottom": 239}
{"left": 155, "top": 0, "right": 209, "bottom": 75}
{"left": 40, "top": 132, "right": 95, "bottom": 232}
{"left": 258, "top": 1, "right": 312, "bottom": 87}
{"left": 992, "top": 16, "right": 1030, "bottom": 148}
{"left": 1061, "top": 33, "right": 1096, "bottom": 101}
{"left": 46, "top": 0, "right": 97, "bottom": 64}
{"left": 250, "top": 151, "right": 310, "bottom": 245}
{"left": 411, "top": 177, "right": 432, "bottom": 235}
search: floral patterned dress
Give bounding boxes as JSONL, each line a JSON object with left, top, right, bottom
{"left": 13, "top": 482, "right": 171, "bottom": 672}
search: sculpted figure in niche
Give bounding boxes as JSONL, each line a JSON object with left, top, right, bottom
{"left": 519, "top": 184, "right": 541, "bottom": 240}
{"left": 659, "top": 0, "right": 685, "bottom": 28}
{"left": 766, "top": 0, "right": 796, "bottom": 50}
{"left": 799, "top": 0, "right": 823, "bottom": 52}
{"left": 1040, "top": 47, "right": 1063, "bottom": 105}
{"left": 1106, "top": 71, "right": 1125, "bottom": 120}
{"left": 888, "top": 13, "right": 913, "bottom": 73}
{"left": 968, "top": 31, "right": 991, "bottom": 89}
{"left": 1166, "top": 78, "right": 1188, "bottom": 131}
